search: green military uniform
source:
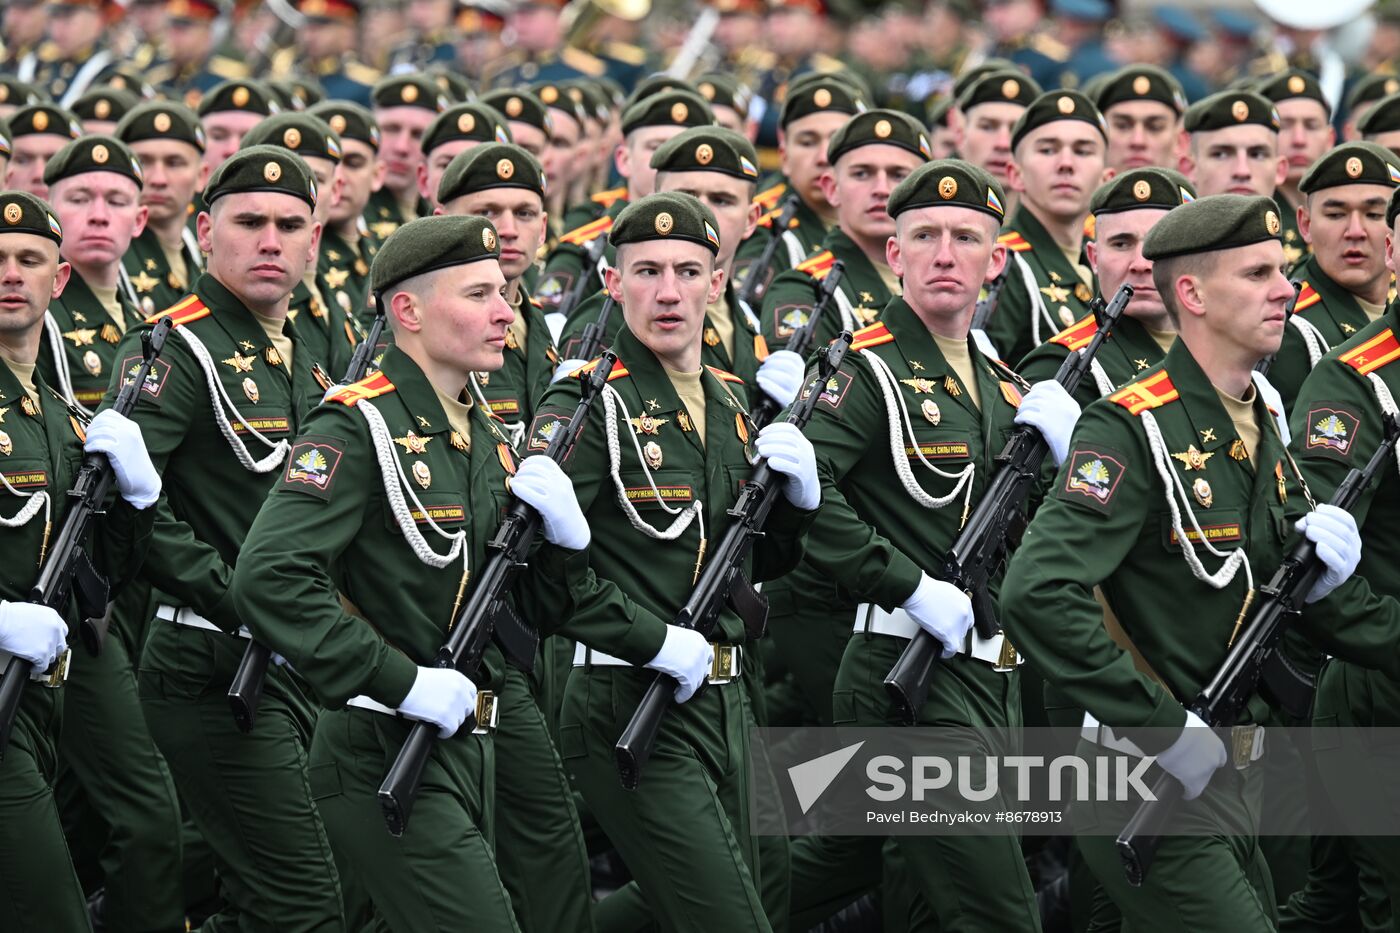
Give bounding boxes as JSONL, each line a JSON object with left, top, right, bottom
{"left": 733, "top": 174, "right": 829, "bottom": 298}
{"left": 105, "top": 149, "right": 345, "bottom": 931}
{"left": 27, "top": 38, "right": 121, "bottom": 108}
{"left": 308, "top": 100, "right": 383, "bottom": 337}
{"left": 40, "top": 271, "right": 143, "bottom": 415}
{"left": 122, "top": 227, "right": 204, "bottom": 319}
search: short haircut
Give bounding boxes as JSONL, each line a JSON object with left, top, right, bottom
{"left": 1150, "top": 251, "right": 1219, "bottom": 327}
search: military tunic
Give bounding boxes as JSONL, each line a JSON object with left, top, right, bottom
{"left": 760, "top": 226, "right": 895, "bottom": 353}
{"left": 1018, "top": 312, "right": 1172, "bottom": 408}
{"left": 475, "top": 287, "right": 559, "bottom": 440}
{"left": 732, "top": 177, "right": 829, "bottom": 299}
{"left": 122, "top": 226, "right": 205, "bottom": 320}
{"left": 318, "top": 222, "right": 378, "bottom": 333}
{"left": 537, "top": 196, "right": 627, "bottom": 314}
{"left": 362, "top": 187, "right": 430, "bottom": 248}
{"left": 38, "top": 269, "right": 144, "bottom": 414}
{"left": 1270, "top": 255, "right": 1372, "bottom": 410}
{"left": 1278, "top": 191, "right": 1310, "bottom": 270}
{"left": 988, "top": 204, "right": 1096, "bottom": 367}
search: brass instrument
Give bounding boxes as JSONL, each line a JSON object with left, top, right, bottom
{"left": 561, "top": 0, "right": 653, "bottom": 47}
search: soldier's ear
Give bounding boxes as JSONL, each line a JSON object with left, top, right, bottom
{"left": 743, "top": 200, "right": 760, "bottom": 242}
{"left": 885, "top": 232, "right": 902, "bottom": 278}
{"left": 1084, "top": 238, "right": 1098, "bottom": 274}
{"left": 196, "top": 210, "right": 214, "bottom": 254}
{"left": 986, "top": 241, "right": 1008, "bottom": 284}
{"left": 50, "top": 260, "right": 71, "bottom": 302}
{"left": 1296, "top": 201, "right": 1311, "bottom": 246}
{"left": 132, "top": 203, "right": 149, "bottom": 240}
{"left": 1385, "top": 232, "right": 1395, "bottom": 276}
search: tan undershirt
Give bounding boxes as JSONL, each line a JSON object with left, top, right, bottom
{"left": 1214, "top": 383, "right": 1260, "bottom": 469}
{"left": 249, "top": 308, "right": 294, "bottom": 373}
{"left": 875, "top": 261, "right": 903, "bottom": 298}
{"left": 432, "top": 383, "right": 474, "bottom": 451}
{"left": 1145, "top": 326, "right": 1176, "bottom": 354}
{"left": 1357, "top": 296, "right": 1386, "bottom": 323}
{"left": 1, "top": 355, "right": 39, "bottom": 405}
{"left": 665, "top": 366, "right": 707, "bottom": 447}
{"left": 932, "top": 332, "right": 980, "bottom": 410}
{"left": 704, "top": 296, "right": 735, "bottom": 363}
{"left": 1057, "top": 241, "right": 1092, "bottom": 286}
{"left": 89, "top": 282, "right": 127, "bottom": 334}
{"left": 507, "top": 288, "right": 529, "bottom": 355}
{"left": 159, "top": 239, "right": 189, "bottom": 291}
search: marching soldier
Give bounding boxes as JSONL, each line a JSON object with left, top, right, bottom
{"left": 952, "top": 70, "right": 1039, "bottom": 217}
{"left": 27, "top": 0, "right": 122, "bottom": 107}
{"left": 0, "top": 0, "right": 48, "bottom": 75}
{"left": 292, "top": 0, "right": 382, "bottom": 109}
{"left": 529, "top": 191, "right": 820, "bottom": 932}
{"left": 365, "top": 73, "right": 448, "bottom": 244}
{"left": 484, "top": 0, "right": 609, "bottom": 90}
{"left": 70, "top": 85, "right": 138, "bottom": 135}
{"left": 1093, "top": 65, "right": 1188, "bottom": 175}
{"left": 983, "top": 0, "right": 1072, "bottom": 91}
{"left": 1257, "top": 70, "right": 1336, "bottom": 269}
{"left": 1357, "top": 91, "right": 1400, "bottom": 150}
{"left": 144, "top": 0, "right": 250, "bottom": 110}
{"left": 385, "top": 0, "right": 457, "bottom": 72}
{"left": 532, "top": 82, "right": 591, "bottom": 217}
{"left": 1341, "top": 74, "right": 1400, "bottom": 141}
{"left": 0, "top": 189, "right": 160, "bottom": 932}
{"left": 417, "top": 101, "right": 514, "bottom": 213}
{"left": 195, "top": 79, "right": 280, "bottom": 209}
{"left": 695, "top": 73, "right": 754, "bottom": 138}
{"left": 750, "top": 0, "right": 844, "bottom": 156}
{"left": 5, "top": 102, "right": 82, "bottom": 199}
{"left": 308, "top": 99, "right": 382, "bottom": 333}
{"left": 0, "top": 78, "right": 43, "bottom": 121}
{"left": 103, "top": 146, "right": 344, "bottom": 931}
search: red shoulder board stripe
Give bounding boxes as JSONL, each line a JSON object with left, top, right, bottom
{"left": 590, "top": 187, "right": 626, "bottom": 208}
{"left": 1083, "top": 214, "right": 1096, "bottom": 242}
{"left": 1293, "top": 282, "right": 1321, "bottom": 312}
{"left": 560, "top": 215, "right": 614, "bottom": 246}
{"left": 705, "top": 365, "right": 745, "bottom": 384}
{"left": 573, "top": 357, "right": 630, "bottom": 381}
{"left": 796, "top": 250, "right": 835, "bottom": 280}
{"left": 327, "top": 370, "right": 396, "bottom": 405}
{"left": 997, "top": 231, "right": 1031, "bottom": 252}
{"left": 1108, "top": 370, "right": 1179, "bottom": 415}
{"left": 145, "top": 294, "right": 209, "bottom": 326}
{"left": 1341, "top": 328, "right": 1400, "bottom": 376}
{"left": 756, "top": 205, "right": 801, "bottom": 230}
{"left": 1048, "top": 313, "right": 1099, "bottom": 351}
{"left": 753, "top": 183, "right": 787, "bottom": 210}
{"left": 850, "top": 322, "right": 894, "bottom": 351}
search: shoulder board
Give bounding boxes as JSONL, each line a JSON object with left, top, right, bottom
{"left": 560, "top": 214, "right": 614, "bottom": 246}
{"left": 327, "top": 370, "right": 396, "bottom": 405}
{"left": 146, "top": 294, "right": 209, "bottom": 326}
{"left": 757, "top": 205, "right": 800, "bottom": 229}
{"left": 1340, "top": 328, "right": 1400, "bottom": 376}
{"left": 1030, "top": 34, "right": 1071, "bottom": 61}
{"left": 1108, "top": 371, "right": 1180, "bottom": 415}
{"left": 753, "top": 182, "right": 788, "bottom": 210}
{"left": 850, "top": 322, "right": 894, "bottom": 351}
{"left": 795, "top": 249, "right": 835, "bottom": 280}
{"left": 590, "top": 186, "right": 627, "bottom": 208}
{"left": 705, "top": 365, "right": 745, "bottom": 384}
{"left": 1293, "top": 281, "right": 1322, "bottom": 313}
{"left": 344, "top": 61, "right": 382, "bottom": 84}
{"left": 603, "top": 41, "right": 647, "bottom": 65}
{"left": 560, "top": 46, "right": 606, "bottom": 76}
{"left": 572, "top": 357, "right": 630, "bottom": 381}
{"left": 207, "top": 55, "right": 249, "bottom": 80}
{"left": 997, "top": 231, "right": 1031, "bottom": 252}
{"left": 1048, "top": 313, "right": 1098, "bottom": 351}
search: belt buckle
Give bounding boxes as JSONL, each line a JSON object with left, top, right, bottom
{"left": 1230, "top": 724, "right": 1257, "bottom": 770}
{"left": 993, "top": 635, "right": 1018, "bottom": 672}
{"left": 472, "top": 690, "right": 499, "bottom": 734}
{"left": 41, "top": 649, "right": 70, "bottom": 688}
{"left": 708, "top": 644, "right": 739, "bottom": 685}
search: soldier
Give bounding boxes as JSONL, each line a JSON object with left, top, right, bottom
{"left": 453, "top": 0, "right": 511, "bottom": 85}
{"left": 117, "top": 101, "right": 208, "bottom": 320}
{"left": 1341, "top": 75, "right": 1400, "bottom": 142}
{"left": 1267, "top": 142, "right": 1400, "bottom": 410}
{"left": 532, "top": 82, "right": 590, "bottom": 217}
{"left": 104, "top": 146, "right": 345, "bottom": 931}
{"left": 0, "top": 189, "right": 160, "bottom": 932}
{"left": 953, "top": 70, "right": 1039, "bottom": 214}
{"left": 529, "top": 191, "right": 819, "bottom": 932}
{"left": 983, "top": 0, "right": 1071, "bottom": 91}
{"left": 365, "top": 73, "right": 449, "bottom": 243}
{"left": 1, "top": 0, "right": 48, "bottom": 76}
{"left": 386, "top": 0, "right": 457, "bottom": 72}
{"left": 416, "top": 101, "right": 513, "bottom": 212}
{"left": 0, "top": 78, "right": 44, "bottom": 121}
{"left": 925, "top": 98, "right": 957, "bottom": 159}
{"left": 1001, "top": 194, "right": 1377, "bottom": 929}
{"left": 978, "top": 91, "right": 1107, "bottom": 366}
{"left": 292, "top": 0, "right": 382, "bottom": 109}
{"left": 195, "top": 79, "right": 280, "bottom": 193}
{"left": 537, "top": 89, "right": 714, "bottom": 314}
{"left": 1258, "top": 70, "right": 1336, "bottom": 266}
{"left": 27, "top": 0, "right": 122, "bottom": 107}
{"left": 1150, "top": 8, "right": 1211, "bottom": 104}
{"left": 70, "top": 85, "right": 139, "bottom": 135}
{"left": 1356, "top": 91, "right": 1400, "bottom": 151}
{"left": 1093, "top": 65, "right": 1188, "bottom": 175}
{"left": 4, "top": 103, "right": 81, "bottom": 199}
{"left": 308, "top": 100, "right": 382, "bottom": 334}
{"left": 695, "top": 73, "right": 755, "bottom": 139}
{"left": 480, "top": 89, "right": 551, "bottom": 165}
{"left": 751, "top": 0, "right": 844, "bottom": 156}
{"left": 486, "top": 0, "right": 610, "bottom": 90}
{"left": 144, "top": 0, "right": 250, "bottom": 111}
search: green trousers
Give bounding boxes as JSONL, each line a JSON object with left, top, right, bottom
{"left": 312, "top": 706, "right": 522, "bottom": 932}
{"left": 0, "top": 688, "right": 90, "bottom": 932}
{"left": 762, "top": 578, "right": 852, "bottom": 728}
{"left": 138, "top": 622, "right": 343, "bottom": 933}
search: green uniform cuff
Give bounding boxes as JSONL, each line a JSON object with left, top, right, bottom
{"left": 367, "top": 650, "right": 420, "bottom": 709}
{"left": 875, "top": 551, "right": 925, "bottom": 612}
{"left": 1117, "top": 695, "right": 1187, "bottom": 756}
{"left": 203, "top": 581, "right": 244, "bottom": 635}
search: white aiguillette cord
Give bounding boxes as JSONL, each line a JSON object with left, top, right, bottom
{"left": 174, "top": 326, "right": 289, "bottom": 473}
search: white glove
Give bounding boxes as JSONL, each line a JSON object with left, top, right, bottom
{"left": 901, "top": 574, "right": 974, "bottom": 659}
{"left": 510, "top": 456, "right": 590, "bottom": 550}
{"left": 83, "top": 410, "right": 161, "bottom": 509}
{"left": 0, "top": 600, "right": 68, "bottom": 669}
{"left": 644, "top": 626, "right": 714, "bottom": 703}
{"left": 1155, "top": 710, "right": 1227, "bottom": 800}
{"left": 398, "top": 666, "right": 479, "bottom": 738}
{"left": 552, "top": 358, "right": 588, "bottom": 383}
{"left": 1296, "top": 504, "right": 1362, "bottom": 603}
{"left": 756, "top": 350, "right": 806, "bottom": 408}
{"left": 754, "top": 421, "right": 821, "bottom": 510}
{"left": 1013, "top": 381, "right": 1081, "bottom": 467}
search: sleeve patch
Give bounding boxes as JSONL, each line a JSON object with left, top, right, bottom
{"left": 527, "top": 411, "right": 573, "bottom": 453}
{"left": 801, "top": 368, "right": 854, "bottom": 414}
{"left": 1304, "top": 404, "right": 1361, "bottom": 460}
{"left": 1057, "top": 445, "right": 1128, "bottom": 514}
{"left": 281, "top": 436, "right": 346, "bottom": 500}
{"left": 536, "top": 273, "right": 572, "bottom": 305}
{"left": 773, "top": 303, "right": 810, "bottom": 340}
{"left": 120, "top": 354, "right": 172, "bottom": 403}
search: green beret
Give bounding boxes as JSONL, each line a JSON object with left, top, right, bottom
{"left": 797, "top": 68, "right": 872, "bottom": 101}
{"left": 624, "top": 75, "right": 695, "bottom": 110}
{"left": 198, "top": 80, "right": 279, "bottom": 117}
{"left": 370, "top": 74, "right": 450, "bottom": 113}
{"left": 886, "top": 158, "right": 1007, "bottom": 221}
{"left": 426, "top": 68, "right": 472, "bottom": 103}
{"left": 533, "top": 81, "right": 588, "bottom": 129}
{"left": 0, "top": 78, "right": 44, "bottom": 109}
{"left": 1347, "top": 74, "right": 1400, "bottom": 114}
{"left": 1298, "top": 141, "right": 1400, "bottom": 195}
{"left": 371, "top": 214, "right": 501, "bottom": 293}
{"left": 620, "top": 90, "right": 714, "bottom": 137}
{"left": 204, "top": 144, "right": 318, "bottom": 210}
{"left": 1094, "top": 65, "right": 1187, "bottom": 115}
{"left": 1387, "top": 187, "right": 1400, "bottom": 228}
{"left": 1183, "top": 90, "right": 1279, "bottom": 134}
{"left": 926, "top": 97, "right": 953, "bottom": 128}
{"left": 0, "top": 191, "right": 62, "bottom": 245}
{"left": 1255, "top": 68, "right": 1330, "bottom": 117}
{"left": 71, "top": 86, "right": 140, "bottom": 124}
{"left": 421, "top": 103, "right": 512, "bottom": 155}
{"left": 307, "top": 101, "right": 380, "bottom": 151}
{"left": 1010, "top": 91, "right": 1106, "bottom": 151}
{"left": 284, "top": 77, "right": 327, "bottom": 109}
{"left": 116, "top": 101, "right": 205, "bottom": 152}
{"left": 651, "top": 126, "right": 760, "bottom": 181}
{"left": 957, "top": 70, "right": 1040, "bottom": 111}
{"left": 568, "top": 80, "right": 614, "bottom": 122}
{"left": 42, "top": 135, "right": 144, "bottom": 189}
{"left": 610, "top": 191, "right": 721, "bottom": 256}
{"left": 779, "top": 76, "right": 866, "bottom": 128}
{"left": 1358, "top": 91, "right": 1400, "bottom": 136}
{"left": 694, "top": 73, "right": 752, "bottom": 116}
{"left": 437, "top": 142, "right": 545, "bottom": 205}
{"left": 241, "top": 112, "right": 342, "bottom": 163}
{"left": 1090, "top": 167, "right": 1196, "bottom": 216}
{"left": 9, "top": 104, "right": 81, "bottom": 140}
{"left": 827, "top": 108, "right": 931, "bottom": 164}
{"left": 1141, "top": 194, "right": 1282, "bottom": 260}
{"left": 951, "top": 58, "right": 1018, "bottom": 102}
{"left": 480, "top": 90, "right": 550, "bottom": 134}
{"left": 0, "top": 117, "right": 11, "bottom": 160}
{"left": 597, "top": 76, "right": 626, "bottom": 109}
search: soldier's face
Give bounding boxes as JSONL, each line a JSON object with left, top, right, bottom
{"left": 167, "top": 19, "right": 212, "bottom": 64}
{"left": 46, "top": 7, "right": 102, "bottom": 57}
{"left": 544, "top": 110, "right": 582, "bottom": 190}
{"left": 6, "top": 134, "right": 69, "bottom": 199}
{"left": 1300, "top": 184, "right": 1391, "bottom": 298}
{"left": 1186, "top": 126, "right": 1286, "bottom": 197}
{"left": 712, "top": 104, "right": 745, "bottom": 136}
{"left": 395, "top": 259, "right": 513, "bottom": 375}
{"left": 442, "top": 189, "right": 546, "bottom": 283}
{"left": 377, "top": 106, "right": 435, "bottom": 195}
{"left": 0, "top": 234, "right": 69, "bottom": 339}
{"left": 658, "top": 170, "right": 759, "bottom": 271}
{"left": 1180, "top": 240, "right": 1292, "bottom": 360}
{"left": 928, "top": 124, "right": 958, "bottom": 160}
{"left": 889, "top": 206, "right": 1006, "bottom": 325}
{"left": 419, "top": 140, "right": 476, "bottom": 208}
{"left": 200, "top": 192, "right": 321, "bottom": 312}
{"left": 130, "top": 139, "right": 207, "bottom": 225}
{"left": 780, "top": 111, "right": 847, "bottom": 209}
{"left": 304, "top": 155, "right": 342, "bottom": 226}
{"left": 1085, "top": 208, "right": 1169, "bottom": 326}
{"left": 1368, "top": 129, "right": 1400, "bottom": 154}
{"left": 1278, "top": 99, "right": 1335, "bottom": 185}
{"left": 821, "top": 145, "right": 923, "bottom": 247}
{"left": 508, "top": 121, "right": 547, "bottom": 164}
{"left": 298, "top": 19, "right": 355, "bottom": 59}
{"left": 201, "top": 112, "right": 264, "bottom": 175}
{"left": 608, "top": 240, "right": 725, "bottom": 370}
{"left": 1104, "top": 101, "right": 1183, "bottom": 173}
{"left": 49, "top": 173, "right": 148, "bottom": 270}
{"left": 617, "top": 125, "right": 685, "bottom": 198}
{"left": 3, "top": 1, "right": 47, "bottom": 47}
{"left": 958, "top": 102, "right": 1024, "bottom": 184}
{"left": 1009, "top": 121, "right": 1107, "bottom": 222}
{"left": 331, "top": 139, "right": 381, "bottom": 223}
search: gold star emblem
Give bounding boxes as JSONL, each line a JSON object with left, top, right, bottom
{"left": 1200, "top": 428, "right": 1217, "bottom": 443}
{"left": 1040, "top": 284, "right": 1070, "bottom": 304}
{"left": 324, "top": 266, "right": 349, "bottom": 289}
{"left": 393, "top": 431, "right": 432, "bottom": 455}
{"left": 1283, "top": 243, "right": 1303, "bottom": 266}
{"left": 629, "top": 414, "right": 669, "bottom": 435}
{"left": 131, "top": 271, "right": 160, "bottom": 292}
{"left": 221, "top": 352, "right": 256, "bottom": 373}
{"left": 62, "top": 327, "right": 97, "bottom": 346}
{"left": 327, "top": 249, "right": 341, "bottom": 262}
{"left": 1170, "top": 444, "right": 1214, "bottom": 471}
{"left": 371, "top": 221, "right": 399, "bottom": 239}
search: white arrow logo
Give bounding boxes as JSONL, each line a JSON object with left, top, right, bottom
{"left": 788, "top": 741, "right": 865, "bottom": 815}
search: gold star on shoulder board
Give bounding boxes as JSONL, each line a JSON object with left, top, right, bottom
{"left": 63, "top": 327, "right": 96, "bottom": 346}
{"left": 393, "top": 431, "right": 432, "bottom": 455}
{"left": 324, "top": 266, "right": 349, "bottom": 289}
{"left": 131, "top": 271, "right": 160, "bottom": 292}
{"left": 221, "top": 352, "right": 256, "bottom": 373}
{"left": 1170, "top": 444, "right": 1214, "bottom": 471}
{"left": 1040, "top": 283, "right": 1070, "bottom": 304}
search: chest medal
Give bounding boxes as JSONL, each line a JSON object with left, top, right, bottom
{"left": 412, "top": 460, "right": 432, "bottom": 488}
{"left": 1192, "top": 477, "right": 1213, "bottom": 508}
{"left": 921, "top": 399, "right": 941, "bottom": 426}
{"left": 644, "top": 440, "right": 663, "bottom": 469}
